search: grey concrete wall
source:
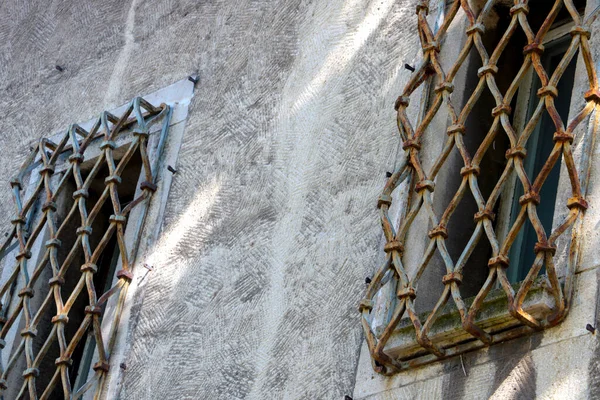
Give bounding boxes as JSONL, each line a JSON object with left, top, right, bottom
{"left": 2, "top": 0, "right": 600, "bottom": 399}
{"left": 0, "top": 0, "right": 422, "bottom": 398}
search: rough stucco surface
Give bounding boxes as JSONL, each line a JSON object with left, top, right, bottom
{"left": 0, "top": 0, "right": 422, "bottom": 398}
{"left": 3, "top": 0, "right": 600, "bottom": 399}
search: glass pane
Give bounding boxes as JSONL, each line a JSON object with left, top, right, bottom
{"left": 508, "top": 36, "right": 578, "bottom": 282}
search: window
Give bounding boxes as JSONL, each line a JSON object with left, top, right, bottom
{"left": 0, "top": 78, "right": 193, "bottom": 398}
{"left": 505, "top": 23, "right": 579, "bottom": 282}
{"left": 360, "top": 0, "right": 598, "bottom": 374}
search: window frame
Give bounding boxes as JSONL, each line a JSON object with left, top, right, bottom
{"left": 359, "top": 0, "right": 599, "bottom": 376}
{"left": 98, "top": 78, "right": 193, "bottom": 400}
{"left": 496, "top": 20, "right": 579, "bottom": 283}
{"left": 0, "top": 77, "right": 194, "bottom": 398}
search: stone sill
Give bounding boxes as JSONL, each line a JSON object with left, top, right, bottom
{"left": 384, "top": 278, "right": 554, "bottom": 363}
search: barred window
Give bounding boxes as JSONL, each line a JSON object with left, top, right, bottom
{"left": 504, "top": 19, "right": 580, "bottom": 282}
{"left": 0, "top": 77, "right": 192, "bottom": 398}
{"left": 361, "top": 0, "right": 599, "bottom": 374}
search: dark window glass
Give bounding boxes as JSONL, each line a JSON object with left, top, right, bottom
{"left": 508, "top": 36, "right": 578, "bottom": 282}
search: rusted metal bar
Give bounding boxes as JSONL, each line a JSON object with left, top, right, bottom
{"left": 361, "top": 0, "right": 600, "bottom": 374}
{"left": 0, "top": 97, "right": 170, "bottom": 397}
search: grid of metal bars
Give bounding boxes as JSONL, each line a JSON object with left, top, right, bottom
{"left": 0, "top": 98, "right": 170, "bottom": 398}
{"left": 360, "top": 0, "right": 600, "bottom": 374}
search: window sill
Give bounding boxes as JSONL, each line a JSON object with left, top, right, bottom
{"left": 383, "top": 278, "right": 554, "bottom": 366}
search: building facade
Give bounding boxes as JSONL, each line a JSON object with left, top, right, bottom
{"left": 0, "top": 0, "right": 600, "bottom": 399}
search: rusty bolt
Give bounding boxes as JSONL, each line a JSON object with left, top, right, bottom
{"left": 55, "top": 65, "right": 64, "bottom": 72}
{"left": 404, "top": 63, "right": 415, "bottom": 72}
{"left": 120, "top": 363, "right": 127, "bottom": 370}
{"left": 586, "top": 324, "right": 596, "bottom": 334}
{"left": 167, "top": 165, "right": 177, "bottom": 174}
{"left": 365, "top": 277, "right": 372, "bottom": 284}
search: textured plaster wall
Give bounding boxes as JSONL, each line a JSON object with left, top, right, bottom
{"left": 0, "top": 0, "right": 423, "bottom": 398}
{"left": 2, "top": 0, "right": 600, "bottom": 399}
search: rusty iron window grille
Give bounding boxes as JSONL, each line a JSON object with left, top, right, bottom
{"left": 360, "top": 0, "right": 600, "bottom": 374}
{"left": 0, "top": 97, "right": 171, "bottom": 398}
{"left": 504, "top": 22, "right": 579, "bottom": 282}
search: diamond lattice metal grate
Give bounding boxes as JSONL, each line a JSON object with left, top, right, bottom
{"left": 360, "top": 0, "right": 600, "bottom": 374}
{"left": 0, "top": 98, "right": 170, "bottom": 398}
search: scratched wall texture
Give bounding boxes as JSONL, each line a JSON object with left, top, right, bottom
{"left": 3, "top": 0, "right": 600, "bottom": 399}
{"left": 0, "top": 0, "right": 423, "bottom": 398}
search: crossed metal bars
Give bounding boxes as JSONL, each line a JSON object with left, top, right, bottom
{"left": 361, "top": 0, "right": 600, "bottom": 374}
{"left": 0, "top": 97, "right": 170, "bottom": 398}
